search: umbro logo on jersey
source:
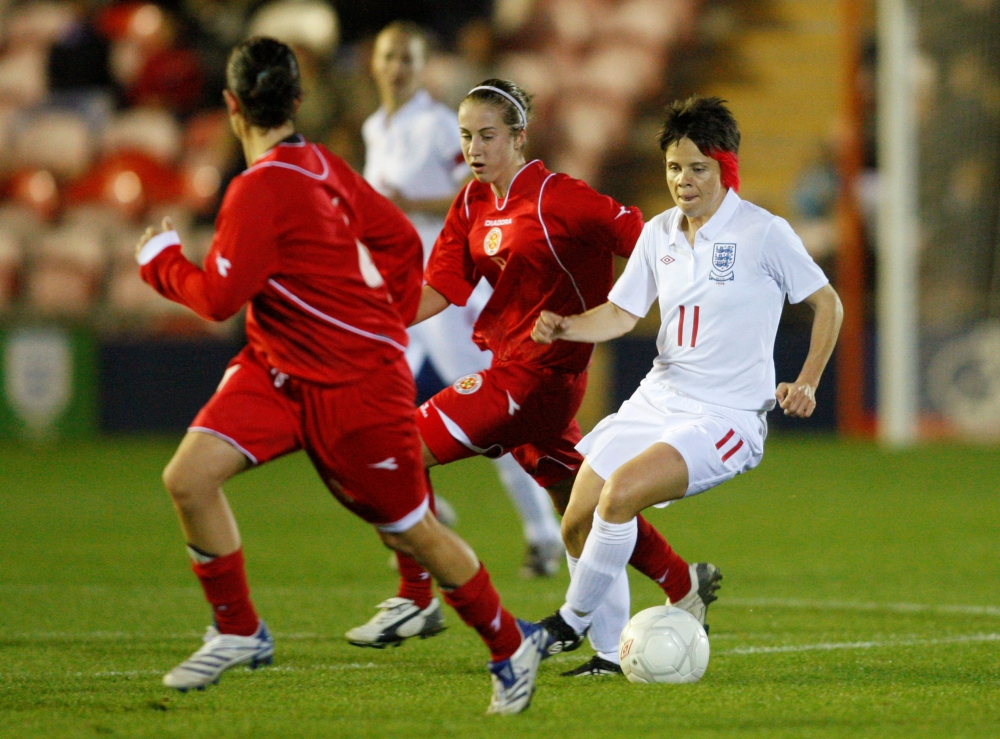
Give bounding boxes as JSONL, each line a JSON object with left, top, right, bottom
{"left": 216, "top": 256, "right": 232, "bottom": 277}
{"left": 660, "top": 255, "right": 675, "bottom": 266}
{"left": 369, "top": 457, "right": 399, "bottom": 470}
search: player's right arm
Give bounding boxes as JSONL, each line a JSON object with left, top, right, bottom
{"left": 412, "top": 285, "right": 449, "bottom": 325}
{"left": 136, "top": 175, "right": 279, "bottom": 321}
{"left": 420, "top": 184, "right": 481, "bottom": 324}
{"left": 532, "top": 302, "right": 640, "bottom": 344}
{"left": 534, "top": 215, "right": 657, "bottom": 345}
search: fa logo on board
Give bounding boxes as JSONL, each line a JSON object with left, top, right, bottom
{"left": 710, "top": 243, "right": 736, "bottom": 282}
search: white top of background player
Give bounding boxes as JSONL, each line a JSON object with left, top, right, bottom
{"left": 360, "top": 22, "right": 564, "bottom": 584}
{"left": 531, "top": 97, "right": 844, "bottom": 673}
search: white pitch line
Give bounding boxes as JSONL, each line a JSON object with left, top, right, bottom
{"left": 718, "top": 632, "right": 1000, "bottom": 655}
{"left": 722, "top": 598, "right": 1000, "bottom": 618}
{"left": 7, "top": 636, "right": 997, "bottom": 679}
{"left": 7, "top": 663, "right": 382, "bottom": 680}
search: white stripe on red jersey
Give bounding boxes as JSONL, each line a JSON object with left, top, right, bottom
{"left": 140, "top": 136, "right": 423, "bottom": 385}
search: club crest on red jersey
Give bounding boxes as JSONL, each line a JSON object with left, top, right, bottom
{"left": 484, "top": 227, "right": 503, "bottom": 256}
{"left": 454, "top": 373, "right": 483, "bottom": 395}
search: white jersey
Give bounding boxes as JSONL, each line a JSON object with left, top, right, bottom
{"left": 609, "top": 189, "right": 828, "bottom": 413}
{"left": 362, "top": 89, "right": 467, "bottom": 258}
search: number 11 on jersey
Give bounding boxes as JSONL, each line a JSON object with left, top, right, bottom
{"left": 677, "top": 305, "right": 700, "bottom": 347}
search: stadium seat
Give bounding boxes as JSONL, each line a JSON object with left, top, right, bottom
{"left": 103, "top": 107, "right": 183, "bottom": 164}
{"left": 14, "top": 109, "right": 94, "bottom": 179}
{"left": 0, "top": 47, "right": 48, "bottom": 107}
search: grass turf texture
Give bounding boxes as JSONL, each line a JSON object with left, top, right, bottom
{"left": 1, "top": 435, "right": 998, "bottom": 738}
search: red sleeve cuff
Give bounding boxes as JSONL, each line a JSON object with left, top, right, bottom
{"left": 138, "top": 243, "right": 183, "bottom": 286}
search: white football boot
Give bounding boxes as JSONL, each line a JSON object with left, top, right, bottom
{"left": 486, "top": 619, "right": 548, "bottom": 715}
{"left": 345, "top": 597, "right": 446, "bottom": 648}
{"left": 671, "top": 562, "right": 723, "bottom": 631}
{"left": 163, "top": 621, "right": 274, "bottom": 691}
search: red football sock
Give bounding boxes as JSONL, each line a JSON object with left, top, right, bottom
{"left": 396, "top": 554, "right": 433, "bottom": 609}
{"left": 190, "top": 548, "right": 259, "bottom": 636}
{"left": 441, "top": 563, "right": 521, "bottom": 662}
{"left": 629, "top": 515, "right": 692, "bottom": 603}
{"left": 395, "top": 472, "right": 435, "bottom": 609}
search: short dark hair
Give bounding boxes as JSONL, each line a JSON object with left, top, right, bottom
{"left": 463, "top": 78, "right": 532, "bottom": 133}
{"left": 226, "top": 37, "right": 301, "bottom": 129}
{"left": 658, "top": 96, "right": 740, "bottom": 156}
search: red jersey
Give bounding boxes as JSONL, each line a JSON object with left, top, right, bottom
{"left": 139, "top": 136, "right": 423, "bottom": 385}
{"left": 425, "top": 160, "right": 643, "bottom": 373}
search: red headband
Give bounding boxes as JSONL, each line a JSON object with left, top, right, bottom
{"left": 707, "top": 149, "right": 740, "bottom": 193}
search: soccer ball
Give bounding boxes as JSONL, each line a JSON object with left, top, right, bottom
{"left": 618, "top": 606, "right": 710, "bottom": 684}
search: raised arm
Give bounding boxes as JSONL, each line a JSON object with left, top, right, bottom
{"left": 137, "top": 184, "right": 278, "bottom": 323}
{"left": 532, "top": 301, "right": 640, "bottom": 345}
{"left": 775, "top": 283, "right": 843, "bottom": 417}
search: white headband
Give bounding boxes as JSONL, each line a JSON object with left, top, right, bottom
{"left": 468, "top": 85, "right": 527, "bottom": 129}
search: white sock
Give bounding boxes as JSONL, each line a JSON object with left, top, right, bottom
{"left": 565, "top": 551, "right": 628, "bottom": 661}
{"left": 588, "top": 568, "right": 629, "bottom": 663}
{"left": 562, "top": 512, "right": 637, "bottom": 630}
{"left": 492, "top": 454, "right": 561, "bottom": 544}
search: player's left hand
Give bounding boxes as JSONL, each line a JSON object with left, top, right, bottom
{"left": 135, "top": 216, "right": 174, "bottom": 260}
{"left": 532, "top": 310, "right": 569, "bottom": 344}
{"left": 775, "top": 381, "right": 816, "bottom": 418}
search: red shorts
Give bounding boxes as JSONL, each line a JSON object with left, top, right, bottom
{"left": 191, "top": 346, "right": 427, "bottom": 531}
{"left": 416, "top": 361, "right": 587, "bottom": 488}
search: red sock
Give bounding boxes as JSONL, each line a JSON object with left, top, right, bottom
{"left": 191, "top": 548, "right": 259, "bottom": 636}
{"left": 395, "top": 471, "right": 435, "bottom": 609}
{"left": 441, "top": 563, "right": 521, "bottom": 662}
{"left": 629, "top": 515, "right": 692, "bottom": 603}
{"left": 396, "top": 554, "right": 433, "bottom": 609}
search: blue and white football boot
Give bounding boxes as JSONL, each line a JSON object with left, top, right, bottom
{"left": 486, "top": 619, "right": 549, "bottom": 715}
{"left": 163, "top": 621, "right": 274, "bottom": 691}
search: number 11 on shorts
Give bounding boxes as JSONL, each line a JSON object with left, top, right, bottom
{"left": 677, "top": 305, "right": 700, "bottom": 347}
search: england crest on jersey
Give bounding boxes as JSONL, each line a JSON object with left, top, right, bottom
{"left": 710, "top": 243, "right": 736, "bottom": 282}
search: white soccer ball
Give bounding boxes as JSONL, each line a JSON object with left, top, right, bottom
{"left": 618, "top": 606, "right": 710, "bottom": 684}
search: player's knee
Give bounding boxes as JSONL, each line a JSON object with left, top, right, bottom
{"left": 161, "top": 462, "right": 211, "bottom": 510}
{"left": 378, "top": 529, "right": 412, "bottom": 556}
{"left": 596, "top": 476, "right": 641, "bottom": 523}
{"left": 378, "top": 514, "right": 437, "bottom": 558}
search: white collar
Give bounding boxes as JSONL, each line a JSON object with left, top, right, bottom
{"left": 494, "top": 159, "right": 541, "bottom": 210}
{"left": 668, "top": 188, "right": 741, "bottom": 247}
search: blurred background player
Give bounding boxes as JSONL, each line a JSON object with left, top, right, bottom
{"left": 137, "top": 37, "right": 552, "bottom": 714}
{"left": 533, "top": 97, "right": 843, "bottom": 676}
{"left": 348, "top": 79, "right": 717, "bottom": 669}
{"left": 362, "top": 21, "right": 564, "bottom": 579}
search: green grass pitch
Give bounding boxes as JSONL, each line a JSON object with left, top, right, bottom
{"left": 1, "top": 435, "right": 998, "bottom": 738}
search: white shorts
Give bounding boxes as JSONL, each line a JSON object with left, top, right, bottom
{"left": 577, "top": 380, "right": 766, "bottom": 502}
